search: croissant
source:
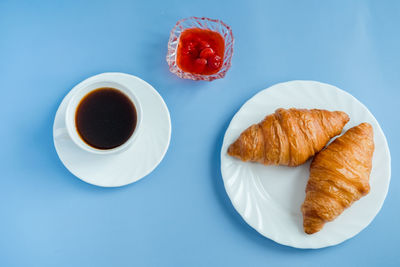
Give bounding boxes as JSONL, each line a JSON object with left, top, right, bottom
{"left": 301, "top": 123, "right": 374, "bottom": 234}
{"left": 227, "top": 108, "right": 349, "bottom": 166}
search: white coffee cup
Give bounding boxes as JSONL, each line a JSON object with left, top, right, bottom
{"left": 65, "top": 80, "right": 142, "bottom": 155}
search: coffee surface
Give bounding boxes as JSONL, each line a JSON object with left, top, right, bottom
{"left": 75, "top": 87, "right": 137, "bottom": 149}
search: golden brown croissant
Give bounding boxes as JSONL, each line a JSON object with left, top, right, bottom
{"left": 301, "top": 123, "right": 374, "bottom": 234}
{"left": 227, "top": 108, "right": 349, "bottom": 166}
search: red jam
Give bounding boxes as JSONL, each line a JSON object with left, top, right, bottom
{"left": 176, "top": 28, "right": 225, "bottom": 75}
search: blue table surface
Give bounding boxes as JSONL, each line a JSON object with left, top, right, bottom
{"left": 1, "top": 0, "right": 399, "bottom": 266}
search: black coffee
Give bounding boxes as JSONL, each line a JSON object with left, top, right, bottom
{"left": 75, "top": 87, "right": 137, "bottom": 149}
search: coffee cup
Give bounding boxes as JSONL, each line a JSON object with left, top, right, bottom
{"left": 64, "top": 79, "right": 142, "bottom": 155}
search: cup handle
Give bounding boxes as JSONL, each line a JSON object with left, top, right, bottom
{"left": 54, "top": 127, "right": 69, "bottom": 140}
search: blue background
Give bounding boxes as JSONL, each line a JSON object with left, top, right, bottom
{"left": 1, "top": 0, "right": 399, "bottom": 266}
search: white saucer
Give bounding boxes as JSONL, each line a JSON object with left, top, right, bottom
{"left": 221, "top": 80, "right": 391, "bottom": 249}
{"left": 53, "top": 73, "right": 171, "bottom": 187}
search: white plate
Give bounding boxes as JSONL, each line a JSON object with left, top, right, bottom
{"left": 53, "top": 73, "right": 171, "bottom": 187}
{"left": 220, "top": 80, "right": 391, "bottom": 249}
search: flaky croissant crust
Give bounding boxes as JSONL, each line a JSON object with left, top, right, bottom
{"left": 228, "top": 108, "right": 349, "bottom": 166}
{"left": 301, "top": 123, "right": 374, "bottom": 234}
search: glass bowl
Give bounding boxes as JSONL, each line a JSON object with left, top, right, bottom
{"left": 166, "top": 17, "right": 234, "bottom": 81}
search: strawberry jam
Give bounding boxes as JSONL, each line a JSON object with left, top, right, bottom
{"left": 176, "top": 28, "right": 225, "bottom": 75}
